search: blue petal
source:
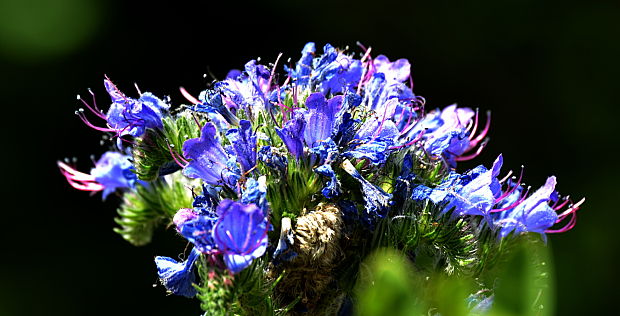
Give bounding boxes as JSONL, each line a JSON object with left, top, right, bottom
{"left": 315, "top": 164, "right": 341, "bottom": 199}
{"left": 341, "top": 160, "right": 392, "bottom": 229}
{"left": 182, "top": 123, "right": 239, "bottom": 188}
{"left": 257, "top": 145, "right": 288, "bottom": 171}
{"left": 213, "top": 200, "right": 269, "bottom": 274}
{"left": 226, "top": 120, "right": 257, "bottom": 173}
{"left": 155, "top": 248, "right": 200, "bottom": 297}
{"left": 303, "top": 93, "right": 342, "bottom": 148}
{"left": 275, "top": 111, "right": 306, "bottom": 159}
{"left": 90, "top": 152, "right": 137, "bottom": 199}
{"left": 179, "top": 215, "right": 218, "bottom": 253}
{"left": 241, "top": 177, "right": 268, "bottom": 213}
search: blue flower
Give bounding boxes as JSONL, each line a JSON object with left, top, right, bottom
{"left": 311, "top": 44, "right": 364, "bottom": 94}
{"left": 343, "top": 116, "right": 400, "bottom": 165}
{"left": 216, "top": 60, "right": 271, "bottom": 114}
{"left": 90, "top": 152, "right": 137, "bottom": 199}
{"left": 194, "top": 89, "right": 239, "bottom": 126}
{"left": 445, "top": 155, "right": 503, "bottom": 219}
{"left": 494, "top": 176, "right": 559, "bottom": 239}
{"left": 241, "top": 177, "right": 268, "bottom": 213}
{"left": 315, "top": 164, "right": 341, "bottom": 199}
{"left": 213, "top": 200, "right": 269, "bottom": 273}
{"left": 286, "top": 42, "right": 315, "bottom": 87}
{"left": 275, "top": 111, "right": 306, "bottom": 159}
{"left": 257, "top": 145, "right": 288, "bottom": 171}
{"left": 104, "top": 78, "right": 169, "bottom": 138}
{"left": 154, "top": 248, "right": 200, "bottom": 297}
{"left": 177, "top": 212, "right": 218, "bottom": 254}
{"left": 226, "top": 120, "right": 257, "bottom": 173}
{"left": 182, "top": 123, "right": 240, "bottom": 188}
{"left": 303, "top": 93, "right": 342, "bottom": 148}
{"left": 341, "top": 160, "right": 392, "bottom": 228}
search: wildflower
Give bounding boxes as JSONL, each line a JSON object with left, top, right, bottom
{"left": 226, "top": 120, "right": 257, "bottom": 173}
{"left": 213, "top": 200, "right": 269, "bottom": 273}
{"left": 57, "top": 151, "right": 137, "bottom": 199}
{"left": 104, "top": 78, "right": 169, "bottom": 138}
{"left": 493, "top": 176, "right": 583, "bottom": 240}
{"left": 155, "top": 247, "right": 200, "bottom": 297}
{"left": 182, "top": 122, "right": 240, "bottom": 188}
{"left": 341, "top": 160, "right": 392, "bottom": 228}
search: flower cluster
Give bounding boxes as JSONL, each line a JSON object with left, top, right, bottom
{"left": 59, "top": 42, "right": 584, "bottom": 315}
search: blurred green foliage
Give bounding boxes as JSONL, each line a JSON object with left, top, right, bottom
{"left": 0, "top": 0, "right": 101, "bottom": 62}
{"left": 355, "top": 235, "right": 554, "bottom": 316}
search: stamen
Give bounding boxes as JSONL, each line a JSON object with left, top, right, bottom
{"left": 469, "top": 111, "right": 491, "bottom": 148}
{"left": 496, "top": 166, "right": 524, "bottom": 202}
{"left": 546, "top": 213, "right": 577, "bottom": 233}
{"left": 390, "top": 129, "right": 425, "bottom": 150}
{"left": 179, "top": 87, "right": 201, "bottom": 105}
{"left": 75, "top": 109, "right": 116, "bottom": 132}
{"left": 166, "top": 140, "right": 188, "bottom": 168}
{"left": 267, "top": 53, "right": 283, "bottom": 90}
{"left": 455, "top": 138, "right": 489, "bottom": 161}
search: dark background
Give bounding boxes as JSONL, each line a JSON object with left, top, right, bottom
{"left": 1, "top": 0, "right": 617, "bottom": 315}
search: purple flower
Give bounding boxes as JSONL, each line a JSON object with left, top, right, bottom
{"left": 212, "top": 200, "right": 269, "bottom": 274}
{"left": 182, "top": 123, "right": 240, "bottom": 188}
{"left": 445, "top": 154, "right": 503, "bottom": 219}
{"left": 57, "top": 152, "right": 137, "bottom": 199}
{"left": 226, "top": 120, "right": 257, "bottom": 173}
{"left": 311, "top": 44, "right": 364, "bottom": 94}
{"left": 275, "top": 111, "right": 306, "bottom": 159}
{"left": 154, "top": 248, "right": 200, "bottom": 297}
{"left": 90, "top": 152, "right": 137, "bottom": 199}
{"left": 303, "top": 93, "right": 342, "bottom": 148}
{"left": 315, "top": 164, "right": 341, "bottom": 199}
{"left": 286, "top": 42, "right": 316, "bottom": 86}
{"left": 372, "top": 55, "right": 411, "bottom": 83}
{"left": 104, "top": 78, "right": 169, "bottom": 138}
{"left": 342, "top": 160, "right": 392, "bottom": 229}
{"left": 175, "top": 204, "right": 219, "bottom": 254}
{"left": 494, "top": 177, "right": 559, "bottom": 239}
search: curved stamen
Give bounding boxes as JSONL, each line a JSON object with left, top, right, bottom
{"left": 76, "top": 109, "right": 116, "bottom": 132}
{"left": 546, "top": 212, "right": 577, "bottom": 233}
{"left": 455, "top": 138, "right": 489, "bottom": 161}
{"left": 389, "top": 129, "right": 425, "bottom": 150}
{"left": 469, "top": 111, "right": 491, "bottom": 148}
{"left": 495, "top": 166, "right": 524, "bottom": 202}
{"left": 179, "top": 87, "right": 201, "bottom": 105}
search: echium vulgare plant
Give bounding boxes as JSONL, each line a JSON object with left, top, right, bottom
{"left": 59, "top": 42, "right": 585, "bottom": 315}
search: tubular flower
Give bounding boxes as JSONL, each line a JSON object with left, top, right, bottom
{"left": 212, "top": 200, "right": 269, "bottom": 274}
{"left": 57, "top": 151, "right": 136, "bottom": 199}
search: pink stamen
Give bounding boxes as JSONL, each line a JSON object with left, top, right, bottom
{"left": 390, "top": 129, "right": 425, "bottom": 150}
{"left": 490, "top": 185, "right": 531, "bottom": 213}
{"left": 455, "top": 139, "right": 489, "bottom": 161}
{"left": 495, "top": 167, "right": 524, "bottom": 202}
{"left": 468, "top": 109, "right": 480, "bottom": 140}
{"left": 556, "top": 197, "right": 585, "bottom": 220}
{"left": 546, "top": 213, "right": 577, "bottom": 233}
{"left": 76, "top": 110, "right": 116, "bottom": 132}
{"left": 179, "top": 87, "right": 201, "bottom": 105}
{"left": 78, "top": 91, "right": 106, "bottom": 119}
{"left": 166, "top": 141, "right": 188, "bottom": 168}
{"left": 469, "top": 111, "right": 491, "bottom": 149}
{"left": 267, "top": 53, "right": 283, "bottom": 90}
